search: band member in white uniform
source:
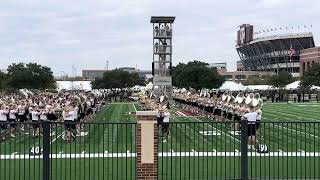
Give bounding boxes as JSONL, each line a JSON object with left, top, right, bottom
{"left": 243, "top": 106, "right": 258, "bottom": 149}
{"left": 162, "top": 107, "right": 170, "bottom": 142}
{"left": 63, "top": 106, "right": 76, "bottom": 142}
{"left": 31, "top": 106, "right": 41, "bottom": 138}
{"left": 9, "top": 104, "right": 18, "bottom": 138}
{"left": 0, "top": 105, "right": 9, "bottom": 140}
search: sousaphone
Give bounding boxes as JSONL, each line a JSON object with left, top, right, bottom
{"left": 222, "top": 91, "right": 228, "bottom": 101}
{"left": 252, "top": 93, "right": 264, "bottom": 108}
{"left": 235, "top": 92, "right": 245, "bottom": 104}
{"left": 245, "top": 93, "right": 254, "bottom": 105}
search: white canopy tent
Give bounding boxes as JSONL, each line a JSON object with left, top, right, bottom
{"left": 245, "top": 85, "right": 273, "bottom": 91}
{"left": 219, "top": 81, "right": 245, "bottom": 91}
{"left": 286, "top": 81, "right": 300, "bottom": 90}
{"left": 56, "top": 81, "right": 92, "bottom": 91}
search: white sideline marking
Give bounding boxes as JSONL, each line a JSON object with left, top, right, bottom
{"left": 50, "top": 132, "right": 65, "bottom": 145}
{"left": 1, "top": 152, "right": 320, "bottom": 159}
{"left": 199, "top": 131, "right": 221, "bottom": 136}
{"left": 296, "top": 104, "right": 320, "bottom": 107}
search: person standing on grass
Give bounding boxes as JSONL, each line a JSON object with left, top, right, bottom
{"left": 63, "top": 105, "right": 76, "bottom": 142}
{"left": 0, "top": 104, "right": 9, "bottom": 140}
{"left": 162, "top": 106, "right": 170, "bottom": 143}
{"left": 8, "top": 104, "right": 18, "bottom": 138}
{"left": 31, "top": 106, "right": 41, "bottom": 138}
{"left": 17, "top": 103, "right": 27, "bottom": 131}
{"left": 243, "top": 106, "right": 258, "bottom": 150}
{"left": 255, "top": 106, "right": 262, "bottom": 142}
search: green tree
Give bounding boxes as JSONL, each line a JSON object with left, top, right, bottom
{"left": 91, "top": 69, "right": 143, "bottom": 89}
{"left": 5, "top": 62, "right": 56, "bottom": 89}
{"left": 242, "top": 76, "right": 270, "bottom": 85}
{"left": 301, "top": 63, "right": 320, "bottom": 87}
{"left": 268, "top": 71, "right": 294, "bottom": 88}
{"left": 0, "top": 71, "right": 6, "bottom": 89}
{"left": 172, "top": 60, "right": 224, "bottom": 89}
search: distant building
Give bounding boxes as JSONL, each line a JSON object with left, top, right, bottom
{"left": 136, "top": 70, "right": 153, "bottom": 81}
{"left": 82, "top": 67, "right": 152, "bottom": 81}
{"left": 220, "top": 71, "right": 273, "bottom": 82}
{"left": 236, "top": 24, "right": 316, "bottom": 77}
{"left": 207, "top": 63, "right": 227, "bottom": 74}
{"left": 236, "top": 61, "right": 245, "bottom": 71}
{"left": 82, "top": 69, "right": 109, "bottom": 80}
{"left": 119, "top": 67, "right": 136, "bottom": 74}
{"left": 300, "top": 46, "right": 320, "bottom": 76}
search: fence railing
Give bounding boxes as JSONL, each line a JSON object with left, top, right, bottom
{"left": 157, "top": 121, "right": 320, "bottom": 180}
{"left": 0, "top": 121, "right": 137, "bottom": 180}
{"left": 0, "top": 120, "right": 319, "bottom": 179}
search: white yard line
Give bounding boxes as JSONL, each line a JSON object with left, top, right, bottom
{"left": 272, "top": 124, "right": 320, "bottom": 138}
{"left": 172, "top": 107, "right": 240, "bottom": 142}
{"left": 132, "top": 103, "right": 137, "bottom": 112}
{"left": 50, "top": 132, "right": 65, "bottom": 145}
{"left": 190, "top": 116, "right": 240, "bottom": 142}
{"left": 1, "top": 151, "right": 320, "bottom": 159}
{"left": 264, "top": 117, "right": 320, "bottom": 138}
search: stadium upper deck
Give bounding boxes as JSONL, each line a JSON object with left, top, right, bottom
{"left": 236, "top": 24, "right": 315, "bottom": 77}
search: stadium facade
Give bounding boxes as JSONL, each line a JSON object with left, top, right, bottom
{"left": 236, "top": 24, "right": 316, "bottom": 77}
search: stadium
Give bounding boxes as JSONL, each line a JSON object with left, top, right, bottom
{"left": 236, "top": 24, "right": 316, "bottom": 77}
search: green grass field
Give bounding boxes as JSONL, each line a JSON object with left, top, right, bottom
{"left": 1, "top": 102, "right": 320, "bottom": 179}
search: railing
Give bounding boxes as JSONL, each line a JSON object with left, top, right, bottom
{"left": 0, "top": 121, "right": 137, "bottom": 180}
{"left": 1, "top": 120, "right": 319, "bottom": 179}
{"left": 158, "top": 121, "right": 320, "bottom": 180}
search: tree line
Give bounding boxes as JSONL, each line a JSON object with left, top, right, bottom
{"left": 1, "top": 61, "right": 319, "bottom": 91}
{"left": 0, "top": 63, "right": 56, "bottom": 90}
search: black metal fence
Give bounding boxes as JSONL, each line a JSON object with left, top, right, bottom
{"left": 158, "top": 121, "right": 320, "bottom": 180}
{"left": 1, "top": 120, "right": 320, "bottom": 180}
{"left": 0, "top": 121, "right": 137, "bottom": 180}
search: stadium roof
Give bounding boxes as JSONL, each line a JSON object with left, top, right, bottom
{"left": 150, "top": 16, "right": 175, "bottom": 23}
{"left": 249, "top": 32, "right": 314, "bottom": 45}
{"left": 236, "top": 32, "right": 315, "bottom": 51}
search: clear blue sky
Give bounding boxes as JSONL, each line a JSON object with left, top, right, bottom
{"left": 0, "top": 0, "right": 319, "bottom": 76}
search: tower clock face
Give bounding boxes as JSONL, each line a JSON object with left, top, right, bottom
{"left": 240, "top": 26, "right": 246, "bottom": 44}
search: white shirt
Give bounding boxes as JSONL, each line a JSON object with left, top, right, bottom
{"left": 9, "top": 109, "right": 17, "bottom": 119}
{"left": 0, "top": 110, "right": 8, "bottom": 121}
{"left": 163, "top": 112, "right": 170, "bottom": 123}
{"left": 244, "top": 111, "right": 258, "bottom": 124}
{"left": 40, "top": 111, "right": 47, "bottom": 120}
{"left": 256, "top": 110, "right": 262, "bottom": 121}
{"left": 32, "top": 111, "right": 40, "bottom": 121}
{"left": 63, "top": 111, "right": 76, "bottom": 121}
{"left": 18, "top": 106, "right": 25, "bottom": 115}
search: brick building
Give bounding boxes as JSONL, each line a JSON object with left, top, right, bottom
{"left": 300, "top": 47, "right": 320, "bottom": 76}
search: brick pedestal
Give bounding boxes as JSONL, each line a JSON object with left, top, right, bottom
{"left": 136, "top": 111, "right": 158, "bottom": 180}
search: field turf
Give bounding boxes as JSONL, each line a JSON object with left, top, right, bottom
{"left": 0, "top": 102, "right": 320, "bottom": 179}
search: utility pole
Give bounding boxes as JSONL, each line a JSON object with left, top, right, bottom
{"left": 106, "top": 60, "right": 109, "bottom": 70}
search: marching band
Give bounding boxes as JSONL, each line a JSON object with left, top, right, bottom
{"left": 173, "top": 90, "right": 263, "bottom": 149}
{"left": 0, "top": 90, "right": 107, "bottom": 142}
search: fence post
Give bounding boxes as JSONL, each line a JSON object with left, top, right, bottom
{"left": 42, "top": 120, "right": 50, "bottom": 180}
{"left": 241, "top": 120, "right": 248, "bottom": 180}
{"left": 134, "top": 111, "right": 158, "bottom": 180}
